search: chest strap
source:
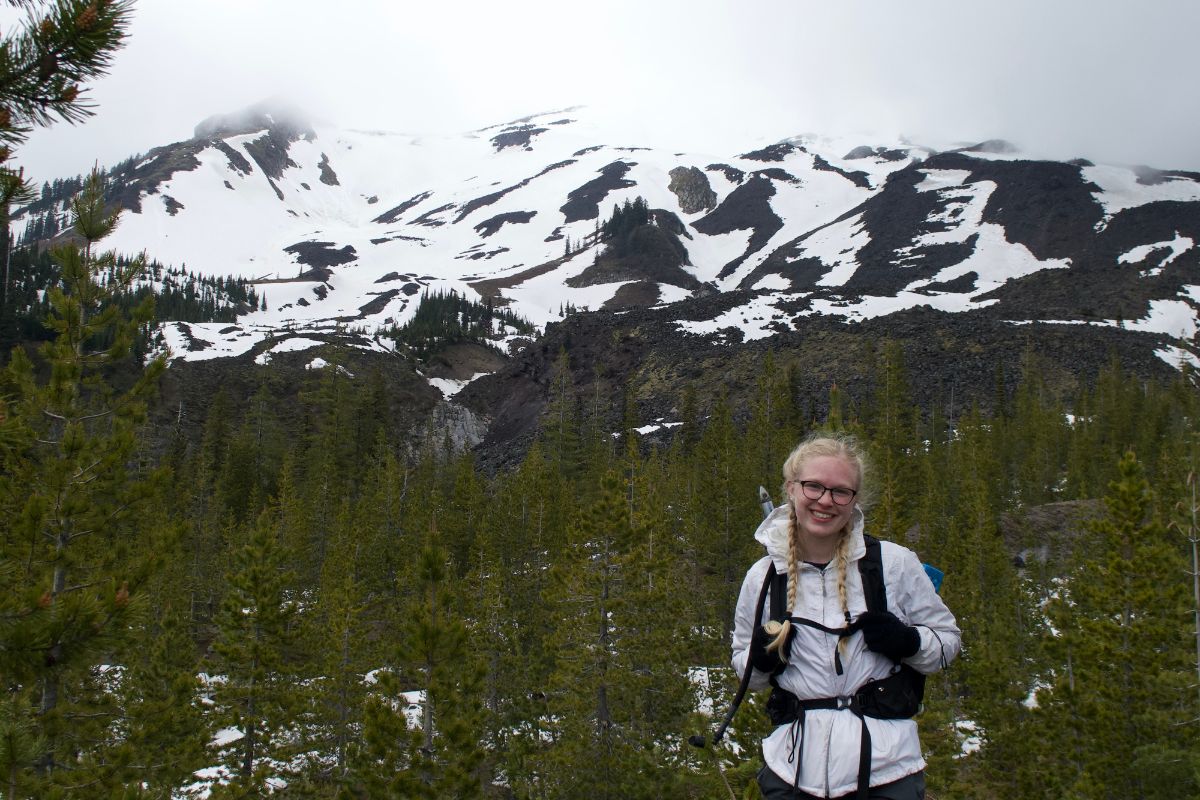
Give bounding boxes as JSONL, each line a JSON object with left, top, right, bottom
{"left": 786, "top": 615, "right": 864, "bottom": 675}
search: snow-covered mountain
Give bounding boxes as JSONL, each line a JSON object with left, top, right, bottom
{"left": 19, "top": 101, "right": 1200, "bottom": 373}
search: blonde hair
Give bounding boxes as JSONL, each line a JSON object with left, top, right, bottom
{"left": 764, "top": 432, "right": 870, "bottom": 662}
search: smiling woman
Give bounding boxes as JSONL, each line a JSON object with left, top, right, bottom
{"left": 731, "top": 431, "right": 961, "bottom": 799}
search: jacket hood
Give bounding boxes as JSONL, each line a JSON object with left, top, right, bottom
{"left": 753, "top": 503, "right": 866, "bottom": 569}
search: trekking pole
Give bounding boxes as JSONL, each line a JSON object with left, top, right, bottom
{"left": 691, "top": 487, "right": 777, "bottom": 750}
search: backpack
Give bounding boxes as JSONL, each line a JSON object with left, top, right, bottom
{"left": 764, "top": 533, "right": 926, "bottom": 722}
{"left": 761, "top": 534, "right": 931, "bottom": 800}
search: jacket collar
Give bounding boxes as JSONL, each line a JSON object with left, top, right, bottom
{"left": 753, "top": 502, "right": 866, "bottom": 571}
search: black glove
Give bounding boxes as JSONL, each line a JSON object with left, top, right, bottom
{"left": 749, "top": 625, "right": 788, "bottom": 675}
{"left": 857, "top": 611, "right": 920, "bottom": 661}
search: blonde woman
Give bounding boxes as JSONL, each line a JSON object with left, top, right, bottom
{"left": 731, "top": 433, "right": 960, "bottom": 800}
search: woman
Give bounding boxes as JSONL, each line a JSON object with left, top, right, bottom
{"left": 731, "top": 433, "right": 960, "bottom": 800}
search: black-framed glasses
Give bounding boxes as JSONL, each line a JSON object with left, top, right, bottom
{"left": 794, "top": 480, "right": 857, "bottom": 506}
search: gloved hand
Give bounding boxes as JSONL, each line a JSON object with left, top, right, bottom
{"left": 858, "top": 610, "right": 920, "bottom": 661}
{"left": 749, "top": 625, "right": 789, "bottom": 675}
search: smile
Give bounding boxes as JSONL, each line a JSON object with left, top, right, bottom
{"left": 811, "top": 510, "right": 835, "bottom": 521}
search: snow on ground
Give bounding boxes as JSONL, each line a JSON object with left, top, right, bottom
{"left": 803, "top": 214, "right": 873, "bottom": 287}
{"left": 803, "top": 290, "right": 992, "bottom": 321}
{"left": 1118, "top": 233, "right": 1194, "bottom": 276}
{"left": 254, "top": 336, "right": 326, "bottom": 364}
{"left": 1155, "top": 344, "right": 1200, "bottom": 370}
{"left": 429, "top": 372, "right": 489, "bottom": 398}
{"left": 635, "top": 418, "right": 683, "bottom": 436}
{"left": 955, "top": 720, "right": 983, "bottom": 757}
{"left": 1084, "top": 164, "right": 1200, "bottom": 220}
{"left": 158, "top": 322, "right": 263, "bottom": 362}
{"left": 307, "top": 358, "right": 354, "bottom": 376}
{"left": 676, "top": 292, "right": 792, "bottom": 341}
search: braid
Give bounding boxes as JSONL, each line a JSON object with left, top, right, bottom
{"left": 764, "top": 505, "right": 801, "bottom": 661}
{"left": 834, "top": 527, "right": 852, "bottom": 658}
{"left": 835, "top": 528, "right": 851, "bottom": 621}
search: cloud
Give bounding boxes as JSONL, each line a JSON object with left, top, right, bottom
{"left": 8, "top": 0, "right": 1200, "bottom": 181}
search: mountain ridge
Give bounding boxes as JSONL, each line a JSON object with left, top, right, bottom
{"left": 13, "top": 101, "right": 1200, "bottom": 459}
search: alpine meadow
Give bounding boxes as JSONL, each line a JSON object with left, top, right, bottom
{"left": 2, "top": 1, "right": 1200, "bottom": 798}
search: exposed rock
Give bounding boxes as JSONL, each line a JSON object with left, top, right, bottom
{"left": 372, "top": 190, "right": 431, "bottom": 224}
{"left": 474, "top": 210, "right": 537, "bottom": 238}
{"left": 213, "top": 141, "right": 253, "bottom": 176}
{"left": 706, "top": 163, "right": 746, "bottom": 184}
{"left": 455, "top": 160, "right": 574, "bottom": 222}
{"left": 284, "top": 241, "right": 357, "bottom": 280}
{"left": 560, "top": 161, "right": 637, "bottom": 223}
{"left": 811, "top": 154, "right": 871, "bottom": 189}
{"left": 358, "top": 289, "right": 400, "bottom": 316}
{"left": 244, "top": 128, "right": 299, "bottom": 181}
{"left": 739, "top": 142, "right": 800, "bottom": 162}
{"left": 667, "top": 166, "right": 717, "bottom": 214}
{"left": 409, "top": 203, "right": 455, "bottom": 227}
{"left": 490, "top": 125, "right": 548, "bottom": 152}
{"left": 317, "top": 153, "right": 339, "bottom": 186}
{"left": 693, "top": 176, "right": 782, "bottom": 279}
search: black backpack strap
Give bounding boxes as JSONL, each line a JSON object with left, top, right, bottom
{"left": 769, "top": 567, "right": 789, "bottom": 622}
{"left": 858, "top": 534, "right": 886, "bottom": 613}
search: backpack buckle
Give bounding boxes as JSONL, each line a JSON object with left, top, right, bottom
{"left": 836, "top": 695, "right": 852, "bottom": 710}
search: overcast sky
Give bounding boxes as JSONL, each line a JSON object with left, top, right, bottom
{"left": 8, "top": 0, "right": 1200, "bottom": 181}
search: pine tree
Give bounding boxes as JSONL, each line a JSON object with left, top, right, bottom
{"left": 0, "top": 1, "right": 134, "bottom": 201}
{"left": 1040, "top": 451, "right": 1195, "bottom": 798}
{"left": 207, "top": 510, "right": 303, "bottom": 793}
{"left": 0, "top": 169, "right": 168, "bottom": 795}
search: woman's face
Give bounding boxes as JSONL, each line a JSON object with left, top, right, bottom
{"left": 786, "top": 454, "right": 859, "bottom": 554}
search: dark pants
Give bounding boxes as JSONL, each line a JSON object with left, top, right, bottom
{"left": 756, "top": 766, "right": 925, "bottom": 800}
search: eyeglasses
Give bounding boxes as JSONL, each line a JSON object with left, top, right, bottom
{"left": 793, "top": 480, "right": 857, "bottom": 506}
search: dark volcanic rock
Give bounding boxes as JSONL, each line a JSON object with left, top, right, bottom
{"left": 409, "top": 203, "right": 456, "bottom": 227}
{"left": 560, "top": 161, "right": 637, "bottom": 223}
{"left": 753, "top": 168, "right": 801, "bottom": 185}
{"left": 317, "top": 153, "right": 339, "bottom": 186}
{"left": 739, "top": 142, "right": 800, "bottom": 162}
{"left": 693, "top": 176, "right": 782, "bottom": 279}
{"left": 706, "top": 163, "right": 746, "bottom": 184}
{"left": 455, "top": 160, "right": 575, "bottom": 222}
{"left": 284, "top": 241, "right": 358, "bottom": 279}
{"left": 373, "top": 191, "right": 432, "bottom": 224}
{"left": 459, "top": 298, "right": 1177, "bottom": 471}
{"left": 358, "top": 289, "right": 400, "bottom": 316}
{"left": 474, "top": 210, "right": 537, "bottom": 238}
{"left": 811, "top": 154, "right": 871, "bottom": 189}
{"left": 213, "top": 141, "right": 254, "bottom": 176}
{"left": 603, "top": 281, "right": 661, "bottom": 309}
{"left": 244, "top": 128, "right": 299, "bottom": 181}
{"left": 490, "top": 125, "right": 549, "bottom": 151}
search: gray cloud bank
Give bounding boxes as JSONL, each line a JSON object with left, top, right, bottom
{"left": 9, "top": 0, "right": 1200, "bottom": 180}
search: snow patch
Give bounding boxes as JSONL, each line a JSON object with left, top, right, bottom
{"left": 429, "top": 371, "right": 489, "bottom": 398}
{"left": 1084, "top": 164, "right": 1200, "bottom": 220}
{"left": 676, "top": 293, "right": 789, "bottom": 341}
{"left": 1117, "top": 233, "right": 1193, "bottom": 276}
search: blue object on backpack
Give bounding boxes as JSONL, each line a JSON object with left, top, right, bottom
{"left": 923, "top": 563, "right": 944, "bottom": 593}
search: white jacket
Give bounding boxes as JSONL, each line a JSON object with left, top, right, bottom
{"left": 731, "top": 505, "right": 961, "bottom": 798}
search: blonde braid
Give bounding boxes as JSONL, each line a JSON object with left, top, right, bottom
{"left": 834, "top": 528, "right": 853, "bottom": 660}
{"left": 763, "top": 504, "right": 801, "bottom": 661}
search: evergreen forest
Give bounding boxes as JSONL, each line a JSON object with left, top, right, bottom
{"left": 2, "top": 171, "right": 1199, "bottom": 799}
{"left": 1, "top": 5, "right": 1198, "bottom": 796}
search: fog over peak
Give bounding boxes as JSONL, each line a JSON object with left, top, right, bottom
{"left": 6, "top": 0, "right": 1200, "bottom": 180}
